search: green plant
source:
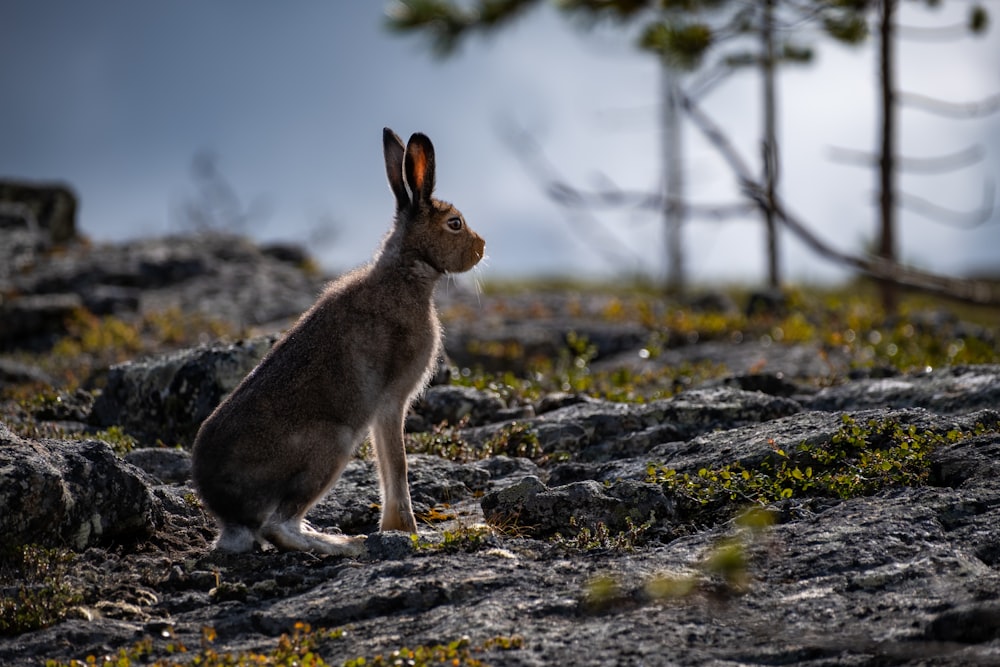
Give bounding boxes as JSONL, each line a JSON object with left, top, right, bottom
{"left": 51, "top": 309, "right": 144, "bottom": 361}
{"left": 0, "top": 545, "right": 83, "bottom": 636}
{"left": 343, "top": 634, "right": 524, "bottom": 667}
{"left": 581, "top": 574, "right": 626, "bottom": 613}
{"left": 25, "top": 306, "right": 237, "bottom": 390}
{"left": 459, "top": 284, "right": 1000, "bottom": 380}
{"left": 646, "top": 508, "right": 776, "bottom": 600}
{"left": 452, "top": 333, "right": 727, "bottom": 406}
{"left": 44, "top": 622, "right": 346, "bottom": 667}
{"left": 482, "top": 422, "right": 541, "bottom": 459}
{"left": 412, "top": 523, "right": 496, "bottom": 553}
{"left": 649, "top": 415, "right": 996, "bottom": 510}
{"left": 142, "top": 306, "right": 235, "bottom": 346}
{"left": 82, "top": 425, "right": 138, "bottom": 456}
{"left": 553, "top": 514, "right": 655, "bottom": 553}
{"left": 407, "top": 420, "right": 544, "bottom": 464}
{"left": 406, "top": 418, "right": 476, "bottom": 462}
{"left": 14, "top": 388, "right": 63, "bottom": 413}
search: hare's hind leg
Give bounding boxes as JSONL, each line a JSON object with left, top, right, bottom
{"left": 373, "top": 408, "right": 418, "bottom": 533}
{"left": 259, "top": 423, "right": 367, "bottom": 555}
{"left": 261, "top": 518, "right": 366, "bottom": 556}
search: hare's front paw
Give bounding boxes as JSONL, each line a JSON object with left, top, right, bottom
{"left": 379, "top": 507, "right": 418, "bottom": 534}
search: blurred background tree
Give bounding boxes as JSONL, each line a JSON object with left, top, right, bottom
{"left": 827, "top": 0, "right": 995, "bottom": 311}
{"left": 387, "top": 0, "right": 996, "bottom": 309}
{"left": 384, "top": 0, "right": 863, "bottom": 295}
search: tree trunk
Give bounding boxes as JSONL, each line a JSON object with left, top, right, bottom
{"left": 877, "top": 0, "right": 899, "bottom": 312}
{"left": 663, "top": 64, "right": 685, "bottom": 295}
{"left": 761, "top": 0, "right": 781, "bottom": 290}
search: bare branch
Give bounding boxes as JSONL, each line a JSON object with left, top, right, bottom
{"left": 687, "top": 60, "right": 735, "bottom": 101}
{"left": 176, "top": 151, "right": 270, "bottom": 233}
{"left": 899, "top": 91, "right": 1000, "bottom": 119}
{"left": 544, "top": 177, "right": 753, "bottom": 221}
{"left": 829, "top": 145, "right": 985, "bottom": 174}
{"left": 689, "top": 202, "right": 756, "bottom": 220}
{"left": 679, "top": 90, "right": 1000, "bottom": 306}
{"left": 827, "top": 146, "right": 874, "bottom": 168}
{"left": 497, "top": 118, "right": 649, "bottom": 273}
{"left": 897, "top": 23, "right": 976, "bottom": 41}
{"left": 898, "top": 179, "right": 996, "bottom": 229}
{"left": 898, "top": 146, "right": 985, "bottom": 174}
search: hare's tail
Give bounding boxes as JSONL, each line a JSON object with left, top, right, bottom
{"left": 214, "top": 523, "right": 260, "bottom": 553}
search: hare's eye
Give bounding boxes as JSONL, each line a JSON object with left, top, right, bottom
{"left": 446, "top": 217, "right": 464, "bottom": 232}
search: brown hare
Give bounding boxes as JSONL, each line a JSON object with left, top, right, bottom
{"left": 191, "top": 128, "right": 485, "bottom": 555}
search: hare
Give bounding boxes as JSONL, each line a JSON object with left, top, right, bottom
{"left": 191, "top": 128, "right": 485, "bottom": 555}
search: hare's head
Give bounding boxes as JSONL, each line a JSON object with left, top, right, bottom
{"left": 383, "top": 128, "right": 485, "bottom": 274}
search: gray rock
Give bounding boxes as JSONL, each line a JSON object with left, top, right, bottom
{"left": 527, "top": 387, "right": 802, "bottom": 462}
{"left": 533, "top": 391, "right": 592, "bottom": 414}
{"left": 0, "top": 201, "right": 48, "bottom": 288}
{"left": 89, "top": 336, "right": 276, "bottom": 446}
{"left": 308, "top": 455, "right": 495, "bottom": 535}
{"left": 446, "top": 318, "right": 648, "bottom": 372}
{"left": 805, "top": 364, "right": 1000, "bottom": 414}
{"left": 365, "top": 531, "right": 415, "bottom": 561}
{"left": 0, "top": 232, "right": 324, "bottom": 350}
{"left": 80, "top": 284, "right": 142, "bottom": 316}
{"left": 124, "top": 447, "right": 192, "bottom": 485}
{"left": 411, "top": 385, "right": 506, "bottom": 428}
{"left": 708, "top": 371, "right": 802, "bottom": 397}
{"left": 480, "top": 475, "right": 673, "bottom": 537}
{"left": 924, "top": 602, "right": 1000, "bottom": 644}
{"left": 601, "top": 339, "right": 853, "bottom": 382}
{"left": 558, "top": 407, "right": 1000, "bottom": 489}
{"left": 0, "top": 293, "right": 83, "bottom": 351}
{"left": 0, "top": 358, "right": 55, "bottom": 388}
{"left": 4, "top": 261, "right": 1000, "bottom": 667}
{"left": 4, "top": 405, "right": 1000, "bottom": 665}
{"left": 0, "top": 180, "right": 78, "bottom": 245}
{"left": 473, "top": 454, "right": 540, "bottom": 487}
{"left": 0, "top": 423, "right": 162, "bottom": 550}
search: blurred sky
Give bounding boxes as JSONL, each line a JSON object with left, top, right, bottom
{"left": 1, "top": 1, "right": 998, "bottom": 285}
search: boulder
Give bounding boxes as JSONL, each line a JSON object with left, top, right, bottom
{"left": 0, "top": 201, "right": 48, "bottom": 286}
{"left": 0, "top": 293, "right": 83, "bottom": 351}
{"left": 411, "top": 385, "right": 506, "bottom": 428}
{"left": 0, "top": 358, "right": 55, "bottom": 388}
{"left": 89, "top": 336, "right": 276, "bottom": 446}
{"left": 0, "top": 233, "right": 323, "bottom": 351}
{"left": 307, "top": 454, "right": 494, "bottom": 536}
{"left": 523, "top": 387, "right": 802, "bottom": 462}
{"left": 124, "top": 447, "right": 192, "bottom": 485}
{"left": 0, "top": 423, "right": 161, "bottom": 550}
{"left": 480, "top": 475, "right": 674, "bottom": 538}
{"left": 546, "top": 407, "right": 1000, "bottom": 488}
{"left": 446, "top": 318, "right": 649, "bottom": 372}
{"left": 0, "top": 180, "right": 78, "bottom": 245}
{"left": 804, "top": 364, "right": 1000, "bottom": 414}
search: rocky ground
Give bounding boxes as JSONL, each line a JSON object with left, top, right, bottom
{"left": 2, "top": 223, "right": 1000, "bottom": 666}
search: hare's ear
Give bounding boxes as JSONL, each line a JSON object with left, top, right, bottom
{"left": 404, "top": 133, "right": 436, "bottom": 205}
{"left": 383, "top": 128, "right": 409, "bottom": 210}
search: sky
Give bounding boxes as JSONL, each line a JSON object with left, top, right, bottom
{"left": 1, "top": 1, "right": 998, "bottom": 286}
